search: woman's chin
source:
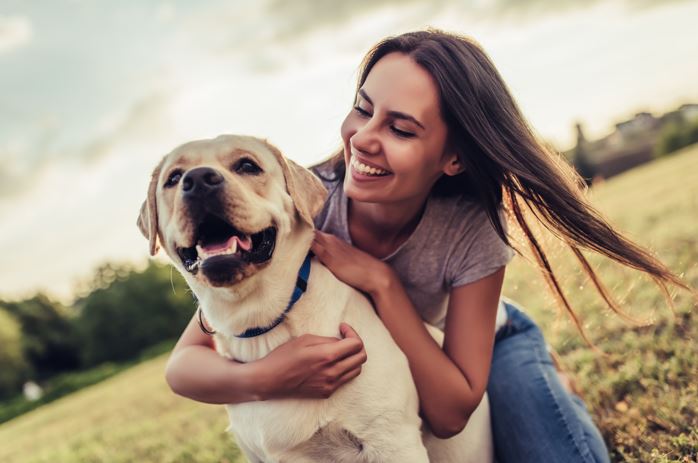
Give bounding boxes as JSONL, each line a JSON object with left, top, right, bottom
{"left": 343, "top": 176, "right": 388, "bottom": 203}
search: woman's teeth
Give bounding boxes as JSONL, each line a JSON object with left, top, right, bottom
{"left": 351, "top": 157, "right": 390, "bottom": 176}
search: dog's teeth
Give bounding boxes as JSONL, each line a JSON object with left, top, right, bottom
{"left": 228, "top": 240, "right": 238, "bottom": 254}
{"left": 196, "top": 237, "right": 240, "bottom": 259}
{"left": 239, "top": 236, "right": 252, "bottom": 251}
{"left": 185, "top": 258, "right": 201, "bottom": 272}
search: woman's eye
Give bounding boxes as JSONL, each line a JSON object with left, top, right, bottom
{"left": 353, "top": 105, "right": 371, "bottom": 117}
{"left": 391, "top": 126, "right": 415, "bottom": 138}
{"left": 165, "top": 170, "right": 182, "bottom": 187}
{"left": 234, "top": 158, "right": 263, "bottom": 175}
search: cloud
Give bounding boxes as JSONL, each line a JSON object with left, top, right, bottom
{"left": 260, "top": 0, "right": 695, "bottom": 40}
{"left": 265, "top": 0, "right": 429, "bottom": 39}
{"left": 0, "top": 91, "right": 174, "bottom": 200}
{"left": 0, "top": 15, "right": 33, "bottom": 54}
{"left": 78, "top": 92, "right": 174, "bottom": 164}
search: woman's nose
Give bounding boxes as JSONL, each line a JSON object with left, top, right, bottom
{"left": 351, "top": 120, "right": 380, "bottom": 155}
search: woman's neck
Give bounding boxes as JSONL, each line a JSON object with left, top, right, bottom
{"left": 347, "top": 194, "right": 429, "bottom": 258}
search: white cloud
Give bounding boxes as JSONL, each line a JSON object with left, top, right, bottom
{"left": 155, "top": 3, "right": 176, "bottom": 24}
{"left": 0, "top": 15, "right": 33, "bottom": 54}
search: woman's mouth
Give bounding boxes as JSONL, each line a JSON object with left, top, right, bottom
{"left": 350, "top": 156, "right": 392, "bottom": 177}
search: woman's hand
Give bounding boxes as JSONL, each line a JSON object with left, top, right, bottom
{"left": 258, "top": 323, "right": 367, "bottom": 400}
{"left": 311, "top": 230, "right": 395, "bottom": 296}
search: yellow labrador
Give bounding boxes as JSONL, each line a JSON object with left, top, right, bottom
{"left": 137, "top": 135, "right": 493, "bottom": 463}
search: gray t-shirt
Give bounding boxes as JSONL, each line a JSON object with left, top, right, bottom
{"left": 313, "top": 171, "right": 515, "bottom": 331}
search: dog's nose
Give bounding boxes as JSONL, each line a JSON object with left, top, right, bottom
{"left": 182, "top": 167, "right": 224, "bottom": 199}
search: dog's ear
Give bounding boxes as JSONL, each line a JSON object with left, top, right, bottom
{"left": 137, "top": 157, "right": 165, "bottom": 256}
{"left": 266, "top": 142, "right": 327, "bottom": 228}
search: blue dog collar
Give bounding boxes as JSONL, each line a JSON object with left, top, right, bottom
{"left": 234, "top": 252, "right": 313, "bottom": 338}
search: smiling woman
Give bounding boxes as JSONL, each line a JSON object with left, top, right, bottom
{"left": 161, "top": 29, "right": 692, "bottom": 463}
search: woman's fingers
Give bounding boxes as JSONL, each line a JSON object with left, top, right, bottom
{"left": 328, "top": 347, "right": 367, "bottom": 378}
{"left": 312, "top": 335, "right": 363, "bottom": 364}
{"left": 339, "top": 322, "right": 360, "bottom": 339}
{"left": 310, "top": 240, "right": 326, "bottom": 262}
{"left": 298, "top": 333, "right": 345, "bottom": 346}
{"left": 334, "top": 365, "right": 362, "bottom": 387}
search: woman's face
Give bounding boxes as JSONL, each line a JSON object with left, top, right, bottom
{"left": 341, "top": 52, "right": 459, "bottom": 205}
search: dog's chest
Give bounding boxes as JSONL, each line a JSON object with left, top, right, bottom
{"left": 227, "top": 402, "right": 369, "bottom": 463}
{"left": 225, "top": 398, "right": 329, "bottom": 459}
{"left": 214, "top": 325, "right": 293, "bottom": 363}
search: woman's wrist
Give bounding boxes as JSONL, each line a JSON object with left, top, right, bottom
{"left": 366, "top": 262, "right": 399, "bottom": 300}
{"left": 245, "top": 358, "right": 274, "bottom": 401}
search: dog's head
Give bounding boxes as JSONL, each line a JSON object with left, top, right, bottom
{"left": 137, "top": 135, "right": 326, "bottom": 288}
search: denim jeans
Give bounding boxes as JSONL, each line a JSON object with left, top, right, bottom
{"left": 487, "top": 301, "right": 611, "bottom": 463}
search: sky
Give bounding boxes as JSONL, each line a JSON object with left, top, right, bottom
{"left": 1, "top": 0, "right": 697, "bottom": 302}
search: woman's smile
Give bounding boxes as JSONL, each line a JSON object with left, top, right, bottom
{"left": 349, "top": 154, "right": 392, "bottom": 180}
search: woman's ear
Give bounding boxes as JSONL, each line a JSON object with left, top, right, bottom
{"left": 443, "top": 155, "right": 465, "bottom": 176}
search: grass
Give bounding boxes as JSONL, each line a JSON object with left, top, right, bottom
{"left": 503, "top": 144, "right": 698, "bottom": 462}
{"left": 0, "top": 340, "right": 176, "bottom": 425}
{"left": 0, "top": 144, "right": 696, "bottom": 462}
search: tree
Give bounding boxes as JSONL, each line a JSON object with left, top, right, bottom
{"left": 74, "top": 262, "right": 196, "bottom": 366}
{"left": 0, "top": 308, "right": 31, "bottom": 399}
{"left": 655, "top": 118, "right": 698, "bottom": 157}
{"left": 572, "top": 122, "right": 596, "bottom": 185}
{"left": 1, "top": 295, "right": 81, "bottom": 380}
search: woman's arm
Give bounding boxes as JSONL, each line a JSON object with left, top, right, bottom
{"left": 165, "top": 312, "right": 264, "bottom": 404}
{"left": 165, "top": 311, "right": 368, "bottom": 404}
{"left": 312, "top": 231, "right": 503, "bottom": 438}
{"left": 371, "top": 268, "right": 503, "bottom": 438}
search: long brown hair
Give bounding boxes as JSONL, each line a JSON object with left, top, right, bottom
{"left": 314, "top": 29, "right": 691, "bottom": 345}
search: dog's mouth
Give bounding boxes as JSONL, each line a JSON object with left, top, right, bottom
{"left": 177, "top": 214, "right": 277, "bottom": 275}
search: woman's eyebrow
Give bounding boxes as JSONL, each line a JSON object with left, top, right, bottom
{"left": 358, "top": 88, "right": 425, "bottom": 130}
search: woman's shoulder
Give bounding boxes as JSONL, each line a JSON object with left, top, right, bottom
{"left": 426, "top": 193, "right": 511, "bottom": 257}
{"left": 428, "top": 194, "right": 514, "bottom": 287}
{"left": 428, "top": 193, "right": 494, "bottom": 231}
{"left": 309, "top": 160, "right": 344, "bottom": 232}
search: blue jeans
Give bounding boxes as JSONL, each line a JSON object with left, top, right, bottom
{"left": 487, "top": 301, "right": 611, "bottom": 463}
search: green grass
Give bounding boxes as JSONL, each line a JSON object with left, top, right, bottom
{"left": 504, "top": 144, "right": 698, "bottom": 462}
{"left": 0, "top": 340, "right": 176, "bottom": 425}
{"left": 0, "top": 144, "right": 696, "bottom": 462}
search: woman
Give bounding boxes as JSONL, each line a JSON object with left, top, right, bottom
{"left": 165, "top": 30, "right": 686, "bottom": 462}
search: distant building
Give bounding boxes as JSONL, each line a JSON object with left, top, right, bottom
{"left": 569, "top": 103, "right": 698, "bottom": 182}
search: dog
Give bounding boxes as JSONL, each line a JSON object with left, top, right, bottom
{"left": 137, "top": 134, "right": 493, "bottom": 463}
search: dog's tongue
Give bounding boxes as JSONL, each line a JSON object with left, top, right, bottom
{"left": 199, "top": 235, "right": 252, "bottom": 255}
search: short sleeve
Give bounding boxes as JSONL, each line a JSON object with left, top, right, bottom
{"left": 310, "top": 165, "right": 338, "bottom": 230}
{"left": 447, "top": 207, "right": 514, "bottom": 288}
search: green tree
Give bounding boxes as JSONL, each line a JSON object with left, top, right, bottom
{"left": 0, "top": 308, "right": 30, "bottom": 399}
{"left": 655, "top": 119, "right": 698, "bottom": 157}
{"left": 1, "top": 295, "right": 81, "bottom": 380}
{"left": 74, "top": 262, "right": 195, "bottom": 366}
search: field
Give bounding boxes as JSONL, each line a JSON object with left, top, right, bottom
{"left": 0, "top": 145, "right": 696, "bottom": 462}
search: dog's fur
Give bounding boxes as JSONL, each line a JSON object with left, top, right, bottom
{"left": 138, "top": 135, "right": 493, "bottom": 463}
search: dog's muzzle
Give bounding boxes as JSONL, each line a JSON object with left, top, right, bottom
{"left": 176, "top": 167, "right": 277, "bottom": 285}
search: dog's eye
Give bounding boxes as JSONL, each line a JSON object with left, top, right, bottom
{"left": 234, "top": 158, "right": 263, "bottom": 175}
{"left": 165, "top": 170, "right": 183, "bottom": 188}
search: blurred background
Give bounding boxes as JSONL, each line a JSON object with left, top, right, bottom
{"left": 1, "top": 1, "right": 697, "bottom": 462}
